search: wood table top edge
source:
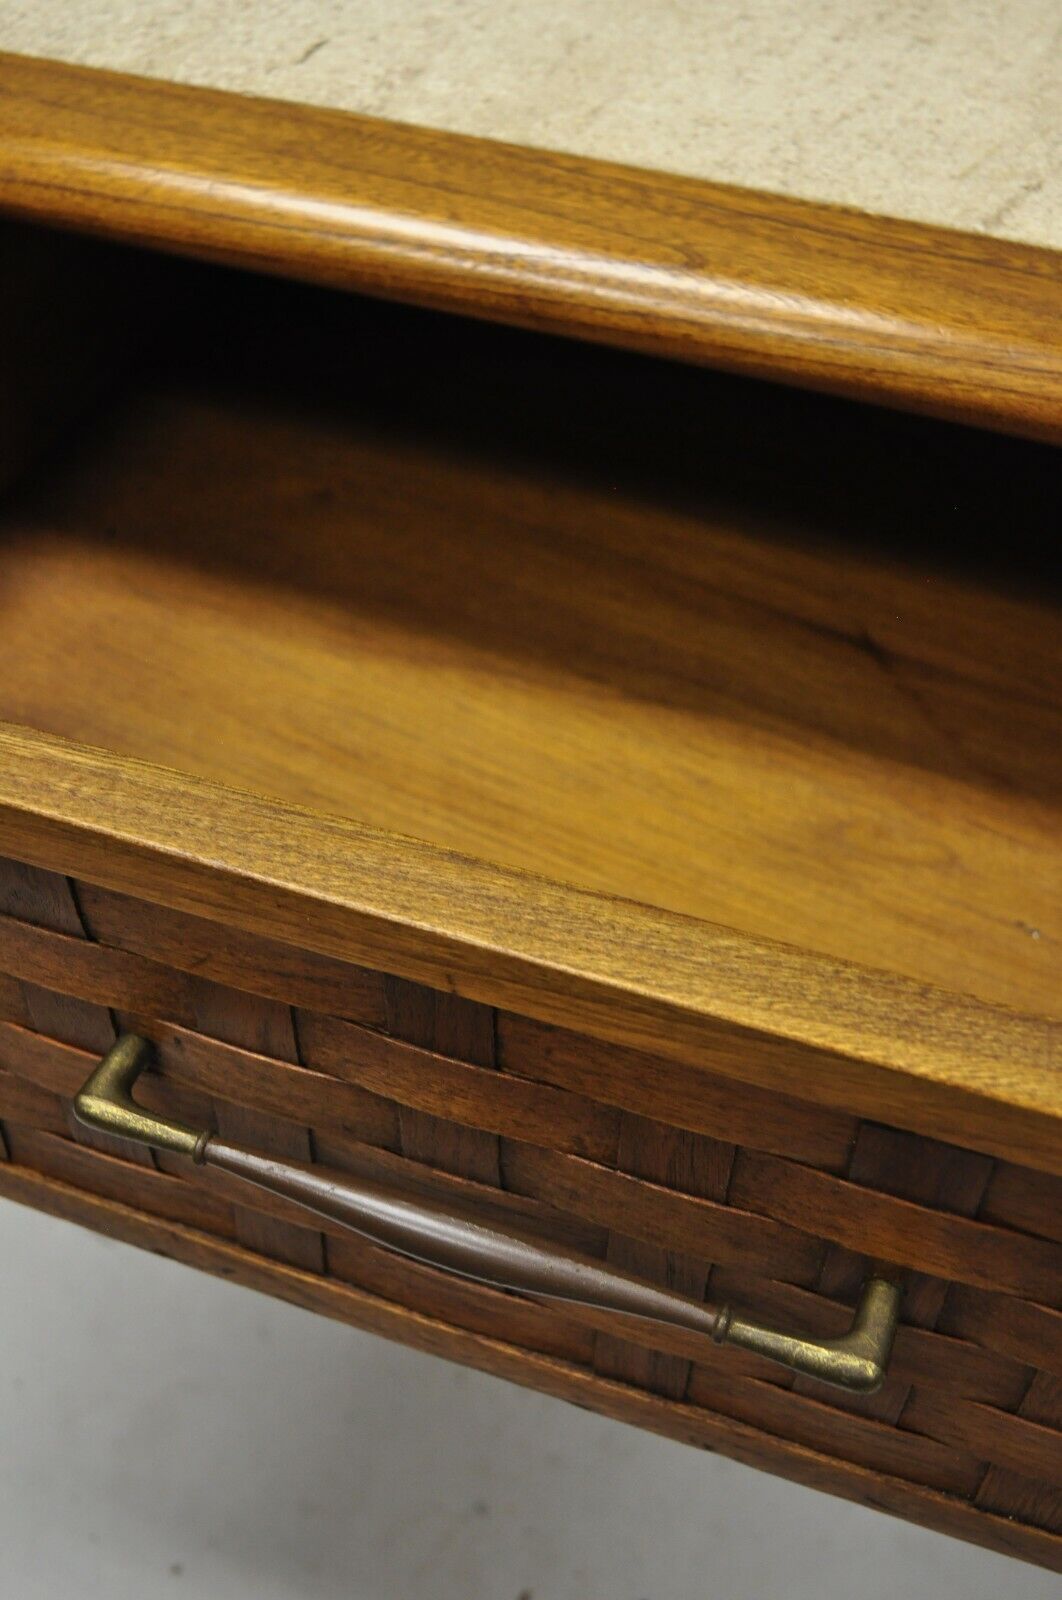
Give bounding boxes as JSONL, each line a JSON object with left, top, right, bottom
{"left": 1, "top": 50, "right": 1060, "bottom": 444}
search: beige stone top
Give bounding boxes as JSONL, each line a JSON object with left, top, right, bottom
{"left": 2, "top": 0, "right": 1059, "bottom": 250}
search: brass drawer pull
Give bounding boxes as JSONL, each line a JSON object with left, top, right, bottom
{"left": 75, "top": 1036, "right": 901, "bottom": 1392}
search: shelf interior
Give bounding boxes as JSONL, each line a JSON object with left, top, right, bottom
{"left": 1, "top": 255, "right": 1059, "bottom": 1017}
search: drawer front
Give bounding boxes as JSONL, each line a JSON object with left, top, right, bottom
{"left": 0, "top": 853, "right": 1059, "bottom": 1570}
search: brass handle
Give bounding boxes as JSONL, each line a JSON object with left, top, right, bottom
{"left": 75, "top": 1036, "right": 900, "bottom": 1392}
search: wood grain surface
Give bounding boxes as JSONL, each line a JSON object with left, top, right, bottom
{"left": 0, "top": 278, "right": 1058, "bottom": 1021}
{"left": 2, "top": 858, "right": 1060, "bottom": 1562}
{"left": 0, "top": 180, "right": 1058, "bottom": 1173}
{"left": 0, "top": 857, "right": 152, "bottom": 1168}
{"left": 2, "top": 52, "right": 1060, "bottom": 1563}
{"left": 0, "top": 51, "right": 1060, "bottom": 440}
{"left": 0, "top": 724, "right": 1059, "bottom": 1175}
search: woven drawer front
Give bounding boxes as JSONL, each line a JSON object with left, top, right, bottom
{"left": 0, "top": 853, "right": 1059, "bottom": 1570}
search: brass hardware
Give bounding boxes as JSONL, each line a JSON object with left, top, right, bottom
{"left": 75, "top": 1036, "right": 901, "bottom": 1392}
{"left": 718, "top": 1277, "right": 900, "bottom": 1393}
{"left": 74, "top": 1034, "right": 205, "bottom": 1158}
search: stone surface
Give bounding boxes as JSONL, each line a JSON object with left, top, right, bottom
{"left": 1, "top": 0, "right": 1060, "bottom": 248}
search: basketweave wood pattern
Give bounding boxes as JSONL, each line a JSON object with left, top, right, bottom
{"left": 0, "top": 855, "right": 1059, "bottom": 1569}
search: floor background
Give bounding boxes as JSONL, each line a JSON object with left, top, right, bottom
{"left": 1, "top": 1198, "right": 1056, "bottom": 1599}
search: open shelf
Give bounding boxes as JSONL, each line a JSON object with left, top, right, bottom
{"left": 1, "top": 261, "right": 1058, "bottom": 1017}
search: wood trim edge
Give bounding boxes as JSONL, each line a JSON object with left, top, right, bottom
{"left": 0, "top": 725, "right": 1059, "bottom": 1175}
{"left": 1, "top": 51, "right": 1060, "bottom": 443}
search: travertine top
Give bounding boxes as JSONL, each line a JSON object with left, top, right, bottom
{"left": 2, "top": 0, "right": 1059, "bottom": 249}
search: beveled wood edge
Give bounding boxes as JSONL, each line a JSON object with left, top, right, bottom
{"left": 0, "top": 1162, "right": 1058, "bottom": 1571}
{"left": 0, "top": 725, "right": 1059, "bottom": 1174}
{"left": 1, "top": 51, "right": 1060, "bottom": 443}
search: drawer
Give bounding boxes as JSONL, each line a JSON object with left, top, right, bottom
{"left": 0, "top": 853, "right": 1060, "bottom": 1571}
{"left": 0, "top": 152, "right": 1060, "bottom": 1566}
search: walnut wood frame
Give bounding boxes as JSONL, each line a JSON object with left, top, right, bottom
{"left": 0, "top": 48, "right": 1059, "bottom": 1575}
{"left": 0, "top": 50, "right": 1060, "bottom": 443}
{"left": 0, "top": 726, "right": 1059, "bottom": 1179}
{"left": 0, "top": 851, "right": 1059, "bottom": 1570}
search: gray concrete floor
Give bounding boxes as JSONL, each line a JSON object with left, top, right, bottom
{"left": 1, "top": 1198, "right": 1056, "bottom": 1598}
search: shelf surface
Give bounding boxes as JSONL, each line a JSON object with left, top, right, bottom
{"left": 0, "top": 278, "right": 1058, "bottom": 1022}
